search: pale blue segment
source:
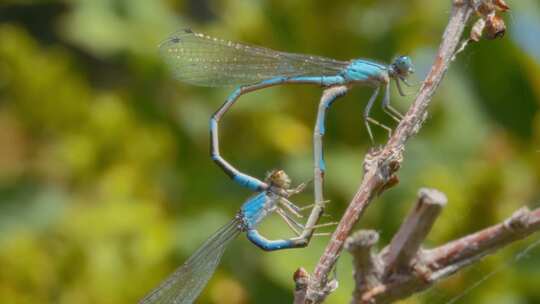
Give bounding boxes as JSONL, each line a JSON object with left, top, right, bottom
{"left": 317, "top": 97, "right": 335, "bottom": 135}
{"left": 246, "top": 230, "right": 295, "bottom": 251}
{"left": 233, "top": 173, "right": 264, "bottom": 191}
{"left": 209, "top": 117, "right": 218, "bottom": 130}
{"left": 284, "top": 75, "right": 347, "bottom": 86}
{"left": 241, "top": 192, "right": 296, "bottom": 251}
{"left": 259, "top": 77, "right": 289, "bottom": 86}
{"left": 226, "top": 87, "right": 242, "bottom": 101}
{"left": 318, "top": 122, "right": 325, "bottom": 135}
{"left": 319, "top": 156, "right": 326, "bottom": 172}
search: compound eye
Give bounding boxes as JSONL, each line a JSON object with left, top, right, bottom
{"left": 399, "top": 56, "right": 409, "bottom": 65}
{"left": 396, "top": 56, "right": 414, "bottom": 75}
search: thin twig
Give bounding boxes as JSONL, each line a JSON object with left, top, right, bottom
{"left": 425, "top": 207, "right": 540, "bottom": 280}
{"left": 345, "top": 230, "right": 383, "bottom": 298}
{"left": 381, "top": 188, "right": 447, "bottom": 276}
{"left": 356, "top": 206, "right": 540, "bottom": 304}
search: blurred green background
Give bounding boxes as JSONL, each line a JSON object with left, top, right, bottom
{"left": 1, "top": 0, "right": 540, "bottom": 303}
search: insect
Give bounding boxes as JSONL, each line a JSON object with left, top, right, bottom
{"left": 159, "top": 29, "right": 415, "bottom": 249}
{"left": 139, "top": 170, "right": 331, "bottom": 304}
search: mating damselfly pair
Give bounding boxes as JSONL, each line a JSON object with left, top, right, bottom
{"left": 140, "top": 29, "right": 415, "bottom": 304}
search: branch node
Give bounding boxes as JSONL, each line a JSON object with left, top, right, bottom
{"left": 410, "top": 253, "right": 434, "bottom": 284}
{"left": 503, "top": 207, "right": 531, "bottom": 232}
{"left": 294, "top": 268, "right": 310, "bottom": 304}
{"left": 294, "top": 268, "right": 310, "bottom": 290}
{"left": 418, "top": 188, "right": 448, "bottom": 207}
{"left": 305, "top": 281, "right": 338, "bottom": 304}
{"left": 346, "top": 230, "right": 380, "bottom": 251}
{"left": 363, "top": 147, "right": 383, "bottom": 173}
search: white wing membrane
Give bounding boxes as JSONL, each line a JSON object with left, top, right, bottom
{"left": 160, "top": 29, "right": 350, "bottom": 86}
{"left": 139, "top": 220, "right": 240, "bottom": 304}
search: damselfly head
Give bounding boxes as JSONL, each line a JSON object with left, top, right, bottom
{"left": 390, "top": 56, "right": 415, "bottom": 79}
{"left": 265, "top": 169, "right": 291, "bottom": 189}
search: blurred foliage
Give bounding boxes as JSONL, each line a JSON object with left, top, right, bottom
{"left": 0, "top": 0, "right": 540, "bottom": 303}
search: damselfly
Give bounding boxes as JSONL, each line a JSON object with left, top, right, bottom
{"left": 139, "top": 170, "right": 330, "bottom": 304}
{"left": 160, "top": 29, "right": 415, "bottom": 248}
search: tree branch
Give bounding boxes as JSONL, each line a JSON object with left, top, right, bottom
{"left": 349, "top": 201, "right": 540, "bottom": 304}
{"left": 425, "top": 207, "right": 540, "bottom": 280}
{"left": 293, "top": 0, "right": 512, "bottom": 303}
{"left": 299, "top": 2, "right": 475, "bottom": 302}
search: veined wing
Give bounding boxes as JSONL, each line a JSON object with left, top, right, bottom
{"left": 159, "top": 29, "right": 350, "bottom": 87}
{"left": 139, "top": 219, "right": 241, "bottom": 304}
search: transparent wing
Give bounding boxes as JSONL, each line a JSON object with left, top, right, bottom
{"left": 139, "top": 219, "right": 241, "bottom": 304}
{"left": 159, "top": 29, "right": 350, "bottom": 87}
